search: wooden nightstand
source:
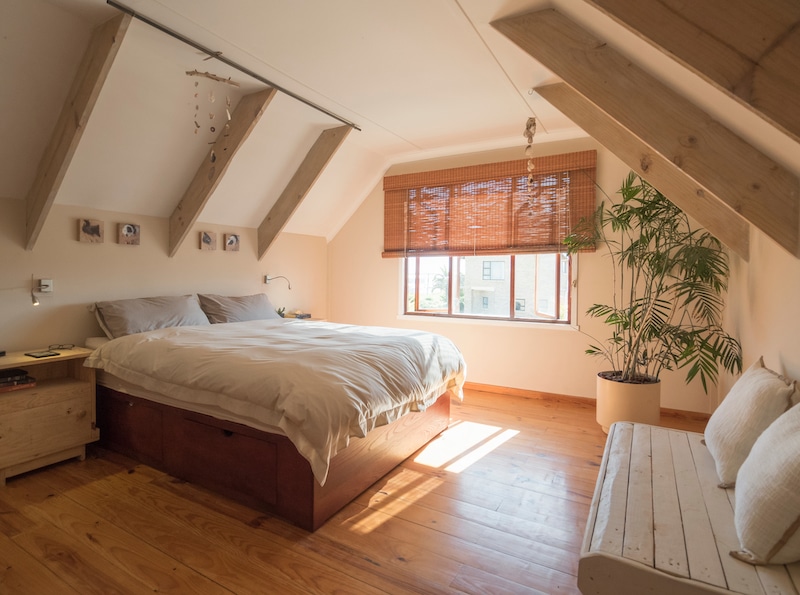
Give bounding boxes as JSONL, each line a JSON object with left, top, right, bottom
{"left": 0, "top": 347, "right": 99, "bottom": 484}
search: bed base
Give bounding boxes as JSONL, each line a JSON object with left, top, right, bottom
{"left": 95, "top": 386, "right": 451, "bottom": 531}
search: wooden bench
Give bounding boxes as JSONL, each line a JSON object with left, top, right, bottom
{"left": 579, "top": 422, "right": 800, "bottom": 594}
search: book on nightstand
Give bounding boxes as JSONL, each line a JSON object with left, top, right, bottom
{"left": 0, "top": 368, "right": 30, "bottom": 382}
{"left": 0, "top": 368, "right": 36, "bottom": 392}
{"left": 0, "top": 376, "right": 36, "bottom": 393}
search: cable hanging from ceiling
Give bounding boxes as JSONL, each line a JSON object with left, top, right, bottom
{"left": 106, "top": 0, "right": 361, "bottom": 132}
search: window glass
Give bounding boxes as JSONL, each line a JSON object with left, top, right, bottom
{"left": 407, "top": 253, "right": 571, "bottom": 323}
{"left": 415, "top": 255, "right": 449, "bottom": 312}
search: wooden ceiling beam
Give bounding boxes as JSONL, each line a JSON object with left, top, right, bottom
{"left": 257, "top": 125, "right": 351, "bottom": 259}
{"left": 168, "top": 88, "right": 277, "bottom": 257}
{"left": 24, "top": 13, "right": 131, "bottom": 250}
{"left": 583, "top": 0, "right": 800, "bottom": 144}
{"left": 536, "top": 82, "right": 750, "bottom": 260}
{"left": 492, "top": 9, "right": 800, "bottom": 257}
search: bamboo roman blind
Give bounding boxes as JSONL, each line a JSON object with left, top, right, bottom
{"left": 383, "top": 150, "right": 597, "bottom": 257}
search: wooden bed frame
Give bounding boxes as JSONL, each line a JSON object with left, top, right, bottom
{"left": 95, "top": 385, "right": 451, "bottom": 531}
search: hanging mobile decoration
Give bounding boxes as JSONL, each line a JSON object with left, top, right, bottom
{"left": 185, "top": 69, "right": 240, "bottom": 87}
{"left": 524, "top": 117, "right": 537, "bottom": 205}
{"left": 186, "top": 64, "right": 238, "bottom": 145}
{"left": 193, "top": 80, "right": 200, "bottom": 134}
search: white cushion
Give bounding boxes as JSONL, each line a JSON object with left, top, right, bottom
{"left": 704, "top": 357, "right": 797, "bottom": 487}
{"left": 732, "top": 402, "right": 800, "bottom": 564}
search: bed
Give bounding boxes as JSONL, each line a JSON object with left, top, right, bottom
{"left": 84, "top": 293, "right": 466, "bottom": 530}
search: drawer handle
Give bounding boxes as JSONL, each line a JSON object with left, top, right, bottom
{"left": 222, "top": 429, "right": 234, "bottom": 438}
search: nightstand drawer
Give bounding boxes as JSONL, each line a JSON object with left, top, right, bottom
{"left": 0, "top": 378, "right": 91, "bottom": 414}
{"left": 0, "top": 394, "right": 97, "bottom": 468}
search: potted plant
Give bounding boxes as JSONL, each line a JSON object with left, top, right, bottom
{"left": 564, "top": 172, "right": 742, "bottom": 432}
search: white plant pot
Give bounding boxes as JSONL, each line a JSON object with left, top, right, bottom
{"left": 596, "top": 372, "right": 661, "bottom": 433}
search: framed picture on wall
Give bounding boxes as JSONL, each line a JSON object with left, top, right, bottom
{"left": 118, "top": 223, "right": 140, "bottom": 245}
{"left": 79, "top": 219, "right": 104, "bottom": 243}
{"left": 200, "top": 231, "right": 217, "bottom": 250}
{"left": 224, "top": 233, "right": 240, "bottom": 251}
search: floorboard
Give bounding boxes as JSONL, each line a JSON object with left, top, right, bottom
{"left": 0, "top": 388, "right": 706, "bottom": 594}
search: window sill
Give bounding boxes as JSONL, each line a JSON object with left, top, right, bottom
{"left": 397, "top": 314, "right": 579, "bottom": 331}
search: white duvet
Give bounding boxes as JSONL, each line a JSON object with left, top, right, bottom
{"left": 84, "top": 319, "right": 466, "bottom": 485}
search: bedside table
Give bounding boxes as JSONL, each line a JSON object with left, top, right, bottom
{"left": 0, "top": 347, "right": 99, "bottom": 484}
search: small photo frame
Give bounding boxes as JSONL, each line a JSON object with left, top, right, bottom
{"left": 79, "top": 219, "right": 104, "bottom": 243}
{"left": 224, "top": 233, "right": 240, "bottom": 251}
{"left": 200, "top": 231, "right": 217, "bottom": 251}
{"left": 118, "top": 223, "right": 140, "bottom": 245}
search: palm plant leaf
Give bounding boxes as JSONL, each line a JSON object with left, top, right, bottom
{"left": 563, "top": 172, "right": 742, "bottom": 392}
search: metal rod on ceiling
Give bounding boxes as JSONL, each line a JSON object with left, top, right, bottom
{"left": 106, "top": 0, "right": 361, "bottom": 131}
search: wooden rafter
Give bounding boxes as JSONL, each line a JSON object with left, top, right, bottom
{"left": 168, "top": 88, "right": 277, "bottom": 257}
{"left": 257, "top": 125, "right": 351, "bottom": 259}
{"left": 24, "top": 13, "right": 131, "bottom": 250}
{"left": 583, "top": 0, "right": 800, "bottom": 144}
{"left": 536, "top": 82, "right": 750, "bottom": 260}
{"left": 492, "top": 9, "right": 800, "bottom": 257}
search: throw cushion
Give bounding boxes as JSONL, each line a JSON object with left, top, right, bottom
{"left": 732, "top": 402, "right": 800, "bottom": 565}
{"left": 704, "top": 357, "right": 797, "bottom": 487}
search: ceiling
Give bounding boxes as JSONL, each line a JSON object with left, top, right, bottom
{"left": 2, "top": 0, "right": 798, "bottom": 243}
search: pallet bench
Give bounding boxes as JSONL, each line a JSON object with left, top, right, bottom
{"left": 578, "top": 422, "right": 800, "bottom": 594}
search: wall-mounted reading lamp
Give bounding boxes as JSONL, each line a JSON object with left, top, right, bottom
{"left": 31, "top": 276, "right": 52, "bottom": 306}
{"left": 264, "top": 275, "right": 291, "bottom": 290}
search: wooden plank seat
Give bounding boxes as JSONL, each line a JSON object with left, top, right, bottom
{"left": 579, "top": 422, "right": 800, "bottom": 594}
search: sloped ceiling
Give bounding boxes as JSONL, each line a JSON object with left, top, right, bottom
{"left": 3, "top": 0, "right": 799, "bottom": 256}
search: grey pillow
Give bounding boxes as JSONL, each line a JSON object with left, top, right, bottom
{"left": 197, "top": 293, "right": 282, "bottom": 324}
{"left": 90, "top": 295, "right": 210, "bottom": 339}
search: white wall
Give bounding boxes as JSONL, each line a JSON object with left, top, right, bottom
{"left": 328, "top": 138, "right": 721, "bottom": 413}
{"left": 726, "top": 229, "right": 800, "bottom": 396}
{"left": 0, "top": 198, "right": 327, "bottom": 352}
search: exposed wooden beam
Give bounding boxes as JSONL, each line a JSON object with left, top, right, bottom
{"left": 257, "top": 126, "right": 351, "bottom": 259}
{"left": 583, "top": 0, "right": 800, "bottom": 144}
{"left": 536, "top": 83, "right": 750, "bottom": 260}
{"left": 492, "top": 9, "right": 800, "bottom": 257}
{"left": 24, "top": 13, "right": 131, "bottom": 250}
{"left": 168, "top": 88, "right": 277, "bottom": 257}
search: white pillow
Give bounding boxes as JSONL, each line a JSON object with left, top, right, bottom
{"left": 704, "top": 357, "right": 797, "bottom": 487}
{"left": 732, "top": 402, "right": 800, "bottom": 565}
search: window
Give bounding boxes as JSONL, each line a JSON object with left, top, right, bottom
{"left": 483, "top": 260, "right": 505, "bottom": 281}
{"left": 405, "top": 253, "right": 571, "bottom": 322}
{"left": 385, "top": 150, "right": 595, "bottom": 324}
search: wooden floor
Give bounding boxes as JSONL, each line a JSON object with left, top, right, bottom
{"left": 0, "top": 388, "right": 707, "bottom": 594}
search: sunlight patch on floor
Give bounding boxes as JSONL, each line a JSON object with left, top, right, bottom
{"left": 414, "top": 420, "right": 519, "bottom": 472}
